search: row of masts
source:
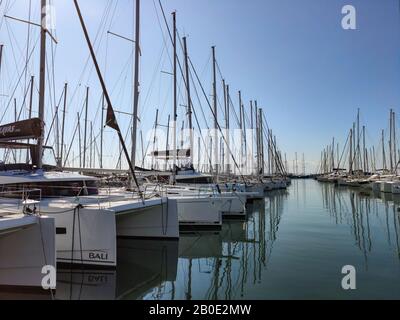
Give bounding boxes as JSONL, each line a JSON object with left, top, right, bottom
{"left": 152, "top": 6, "right": 287, "bottom": 181}
{"left": 1, "top": 0, "right": 287, "bottom": 182}
{"left": 319, "top": 109, "right": 399, "bottom": 175}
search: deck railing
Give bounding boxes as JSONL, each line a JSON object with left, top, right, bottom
{"left": 0, "top": 188, "right": 42, "bottom": 216}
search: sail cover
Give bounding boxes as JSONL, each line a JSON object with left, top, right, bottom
{"left": 0, "top": 118, "right": 43, "bottom": 142}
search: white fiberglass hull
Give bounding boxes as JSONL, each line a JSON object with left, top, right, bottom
{"left": 245, "top": 185, "right": 265, "bottom": 199}
{"left": 173, "top": 189, "right": 245, "bottom": 215}
{"left": 381, "top": 181, "right": 394, "bottom": 193}
{"left": 154, "top": 184, "right": 246, "bottom": 216}
{"left": 264, "top": 181, "right": 287, "bottom": 191}
{"left": 172, "top": 196, "right": 223, "bottom": 229}
{"left": 0, "top": 215, "right": 56, "bottom": 288}
{"left": 40, "top": 201, "right": 117, "bottom": 268}
{"left": 98, "top": 189, "right": 179, "bottom": 239}
{"left": 219, "top": 195, "right": 246, "bottom": 218}
{"left": 114, "top": 198, "right": 179, "bottom": 239}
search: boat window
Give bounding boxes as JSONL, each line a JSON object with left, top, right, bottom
{"left": 0, "top": 180, "right": 99, "bottom": 198}
{"left": 176, "top": 177, "right": 213, "bottom": 184}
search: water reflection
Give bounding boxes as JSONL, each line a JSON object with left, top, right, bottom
{"left": 56, "top": 269, "right": 116, "bottom": 300}
{"left": 56, "top": 239, "right": 179, "bottom": 300}
{"left": 321, "top": 183, "right": 400, "bottom": 264}
{"left": 141, "top": 190, "right": 289, "bottom": 300}
{"left": 117, "top": 239, "right": 178, "bottom": 300}
{"left": 4, "top": 180, "right": 400, "bottom": 299}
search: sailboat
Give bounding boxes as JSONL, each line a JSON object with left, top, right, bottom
{"left": 0, "top": 0, "right": 179, "bottom": 269}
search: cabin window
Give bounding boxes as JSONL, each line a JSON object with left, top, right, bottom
{"left": 176, "top": 177, "right": 213, "bottom": 184}
{"left": 0, "top": 180, "right": 99, "bottom": 198}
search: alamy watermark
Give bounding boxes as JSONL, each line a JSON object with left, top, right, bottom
{"left": 341, "top": 265, "right": 356, "bottom": 290}
{"left": 41, "top": 265, "right": 56, "bottom": 290}
{"left": 342, "top": 5, "right": 356, "bottom": 30}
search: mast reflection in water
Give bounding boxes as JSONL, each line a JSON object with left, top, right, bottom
{"left": 142, "top": 180, "right": 400, "bottom": 300}
{"left": 15, "top": 180, "right": 398, "bottom": 300}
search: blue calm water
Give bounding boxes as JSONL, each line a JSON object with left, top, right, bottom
{"left": 53, "top": 179, "right": 400, "bottom": 300}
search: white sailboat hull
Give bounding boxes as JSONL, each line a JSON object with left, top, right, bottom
{"left": 245, "top": 185, "right": 265, "bottom": 199}
{"left": 0, "top": 215, "right": 56, "bottom": 288}
{"left": 172, "top": 197, "right": 223, "bottom": 229}
{"left": 219, "top": 195, "right": 246, "bottom": 218}
{"left": 44, "top": 206, "right": 117, "bottom": 268}
{"left": 381, "top": 181, "right": 394, "bottom": 193}
{"left": 114, "top": 198, "right": 179, "bottom": 239}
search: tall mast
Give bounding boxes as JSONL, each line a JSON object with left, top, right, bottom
{"left": 131, "top": 0, "right": 141, "bottom": 168}
{"left": 171, "top": 11, "right": 177, "bottom": 183}
{"left": 183, "top": 36, "right": 193, "bottom": 165}
{"left": 273, "top": 135, "right": 277, "bottom": 174}
{"left": 389, "top": 109, "right": 393, "bottom": 172}
{"left": 212, "top": 46, "right": 218, "bottom": 177}
{"left": 151, "top": 109, "right": 159, "bottom": 170}
{"left": 242, "top": 101, "right": 247, "bottom": 173}
{"left": 393, "top": 110, "right": 397, "bottom": 171}
{"left": 140, "top": 130, "right": 144, "bottom": 167}
{"left": 250, "top": 100, "right": 254, "bottom": 175}
{"left": 357, "top": 108, "right": 360, "bottom": 172}
{"left": 77, "top": 112, "right": 82, "bottom": 168}
{"left": 362, "top": 125, "right": 366, "bottom": 173}
{"left": 352, "top": 122, "right": 356, "bottom": 171}
{"left": 226, "top": 84, "right": 231, "bottom": 175}
{"left": 382, "top": 129, "right": 387, "bottom": 170}
{"left": 197, "top": 137, "right": 201, "bottom": 171}
{"left": 166, "top": 114, "right": 170, "bottom": 171}
{"left": 372, "top": 146, "right": 376, "bottom": 172}
{"left": 259, "top": 108, "right": 264, "bottom": 177}
{"left": 268, "top": 130, "right": 271, "bottom": 175}
{"left": 13, "top": 99, "right": 17, "bottom": 162}
{"left": 332, "top": 137, "right": 335, "bottom": 171}
{"left": 337, "top": 143, "right": 339, "bottom": 170}
{"left": 223, "top": 80, "right": 230, "bottom": 175}
{"left": 60, "top": 82, "right": 68, "bottom": 168}
{"left": 37, "top": 0, "right": 47, "bottom": 169}
{"left": 83, "top": 86, "right": 89, "bottom": 168}
{"left": 255, "top": 101, "right": 260, "bottom": 175}
{"left": 89, "top": 121, "right": 93, "bottom": 168}
{"left": 285, "top": 153, "right": 288, "bottom": 173}
{"left": 349, "top": 128, "right": 353, "bottom": 173}
{"left": 26, "top": 76, "right": 34, "bottom": 163}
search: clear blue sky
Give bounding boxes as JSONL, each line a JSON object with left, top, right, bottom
{"left": 0, "top": 0, "right": 399, "bottom": 173}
